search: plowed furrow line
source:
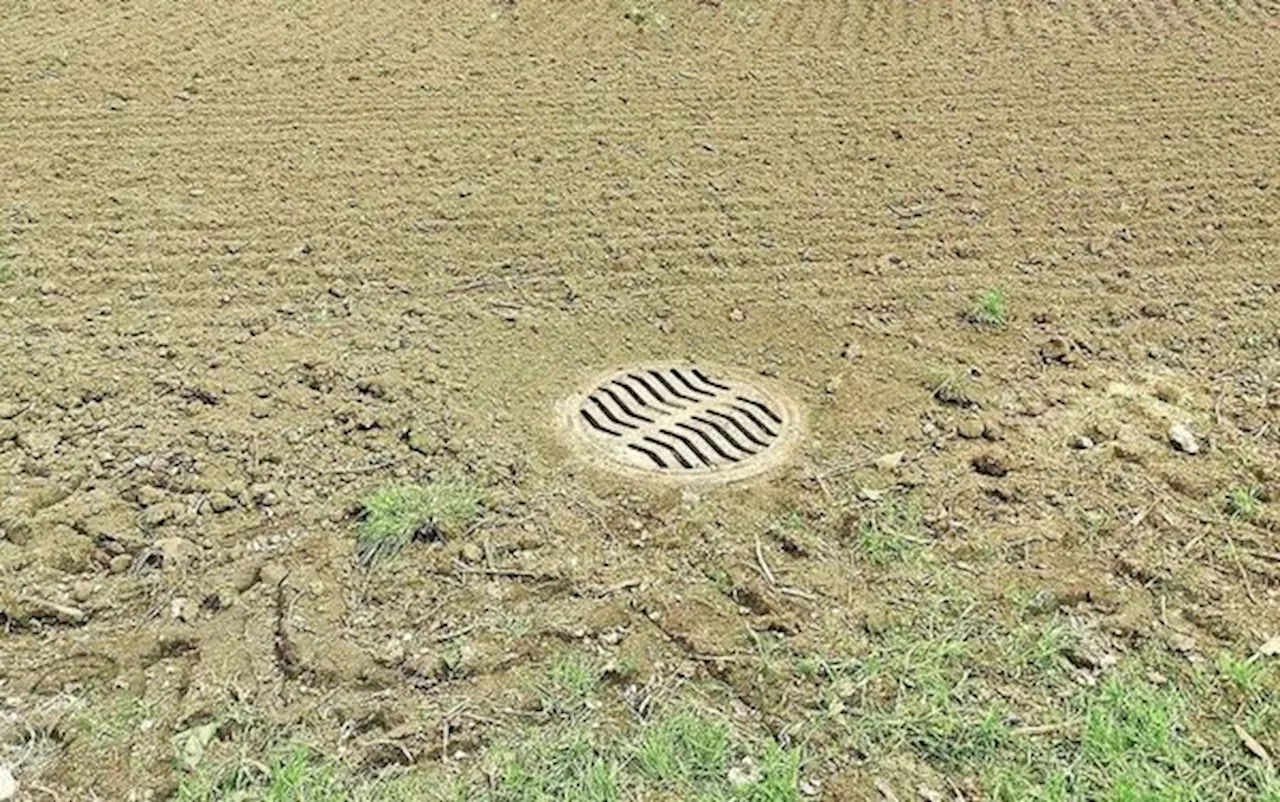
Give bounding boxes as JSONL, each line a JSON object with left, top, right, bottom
{"left": 5, "top": 79, "right": 1275, "bottom": 135}
{"left": 13, "top": 258, "right": 1261, "bottom": 319}
{"left": 16, "top": 216, "right": 1276, "bottom": 282}
{"left": 516, "top": 0, "right": 619, "bottom": 50}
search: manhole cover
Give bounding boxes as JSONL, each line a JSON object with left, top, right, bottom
{"left": 560, "top": 364, "right": 801, "bottom": 482}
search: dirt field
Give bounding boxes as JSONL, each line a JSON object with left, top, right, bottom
{"left": 2, "top": 1, "right": 1279, "bottom": 799}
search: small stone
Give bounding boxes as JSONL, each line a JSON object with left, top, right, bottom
{"left": 1113, "top": 442, "right": 1148, "bottom": 463}
{"left": 1154, "top": 383, "right": 1183, "bottom": 405}
{"left": 1259, "top": 634, "right": 1280, "bottom": 657}
{"left": 376, "top": 639, "right": 406, "bottom": 667}
{"left": 957, "top": 419, "right": 985, "bottom": 439}
{"left": 250, "top": 483, "right": 279, "bottom": 507}
{"left": 863, "top": 609, "right": 893, "bottom": 635}
{"left": 728, "top": 308, "right": 745, "bottom": 323}
{"left": 1169, "top": 423, "right": 1199, "bottom": 455}
{"left": 1090, "top": 419, "right": 1120, "bottom": 441}
{"left": 71, "top": 581, "right": 94, "bottom": 603}
{"left": 170, "top": 597, "right": 196, "bottom": 623}
{"left": 874, "top": 452, "right": 905, "bottom": 471}
{"left": 1168, "top": 632, "right": 1197, "bottom": 654}
{"left": 1064, "top": 642, "right": 1117, "bottom": 671}
{"left": 135, "top": 485, "right": 167, "bottom": 507}
{"left": 1, "top": 518, "right": 32, "bottom": 546}
{"left": 1069, "top": 434, "right": 1095, "bottom": 450}
{"left": 0, "top": 765, "right": 15, "bottom": 800}
{"left": 232, "top": 561, "right": 263, "bottom": 592}
{"left": 728, "top": 757, "right": 761, "bottom": 788}
{"left": 205, "top": 589, "right": 236, "bottom": 611}
{"left": 460, "top": 542, "right": 484, "bottom": 563}
{"left": 207, "top": 491, "right": 236, "bottom": 513}
{"left": 517, "top": 532, "right": 545, "bottom": 550}
{"left": 140, "top": 502, "right": 181, "bottom": 529}
{"left": 1040, "top": 336, "right": 1073, "bottom": 363}
{"left": 258, "top": 562, "right": 288, "bottom": 587}
{"left": 153, "top": 537, "right": 200, "bottom": 569}
{"left": 406, "top": 428, "right": 443, "bottom": 456}
{"left": 356, "top": 379, "right": 387, "bottom": 399}
{"left": 824, "top": 375, "right": 842, "bottom": 395}
{"left": 858, "top": 487, "right": 886, "bottom": 502}
{"left": 982, "top": 419, "right": 1005, "bottom": 441}
{"left": 109, "top": 554, "right": 133, "bottom": 574}
{"left": 972, "top": 451, "right": 1011, "bottom": 477}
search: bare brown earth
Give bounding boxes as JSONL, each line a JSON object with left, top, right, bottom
{"left": 1, "top": 1, "right": 1279, "bottom": 798}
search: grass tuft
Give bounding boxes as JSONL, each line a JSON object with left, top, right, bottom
{"left": 176, "top": 745, "right": 344, "bottom": 802}
{"left": 852, "top": 496, "right": 924, "bottom": 565}
{"left": 1226, "top": 485, "right": 1263, "bottom": 521}
{"left": 356, "top": 481, "right": 481, "bottom": 565}
{"left": 543, "top": 654, "right": 603, "bottom": 714}
{"left": 624, "top": 2, "right": 668, "bottom": 28}
{"left": 966, "top": 288, "right": 1008, "bottom": 328}
{"left": 636, "top": 712, "right": 731, "bottom": 788}
{"left": 929, "top": 369, "right": 978, "bottom": 407}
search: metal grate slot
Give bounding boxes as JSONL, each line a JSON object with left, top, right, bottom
{"left": 565, "top": 364, "right": 798, "bottom": 480}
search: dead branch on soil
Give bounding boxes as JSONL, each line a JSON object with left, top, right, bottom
{"left": 754, "top": 535, "right": 777, "bottom": 587}
{"left": 1224, "top": 533, "right": 1261, "bottom": 606}
{"left": 579, "top": 578, "right": 643, "bottom": 597}
{"left": 753, "top": 535, "right": 818, "bottom": 602}
{"left": 1013, "top": 718, "right": 1082, "bottom": 737}
{"left": 319, "top": 458, "right": 402, "bottom": 475}
{"left": 15, "top": 596, "right": 85, "bottom": 625}
{"left": 450, "top": 561, "right": 560, "bottom": 582}
{"left": 432, "top": 622, "right": 480, "bottom": 643}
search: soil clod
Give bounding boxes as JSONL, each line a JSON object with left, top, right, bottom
{"left": 972, "top": 452, "right": 1012, "bottom": 477}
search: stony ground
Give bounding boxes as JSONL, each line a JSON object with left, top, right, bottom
{"left": 2, "top": 1, "right": 1279, "bottom": 800}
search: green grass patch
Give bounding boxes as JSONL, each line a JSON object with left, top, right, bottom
{"left": 75, "top": 694, "right": 156, "bottom": 753}
{"left": 852, "top": 496, "right": 924, "bottom": 565}
{"left": 987, "top": 665, "right": 1280, "bottom": 801}
{"left": 486, "top": 719, "right": 802, "bottom": 802}
{"left": 966, "top": 288, "right": 1008, "bottom": 329}
{"left": 355, "top": 481, "right": 481, "bottom": 565}
{"left": 804, "top": 591, "right": 1280, "bottom": 801}
{"left": 636, "top": 712, "right": 731, "bottom": 788}
{"left": 176, "top": 745, "right": 344, "bottom": 801}
{"left": 543, "top": 654, "right": 604, "bottom": 714}
{"left": 176, "top": 715, "right": 804, "bottom": 802}
{"left": 1225, "top": 486, "right": 1263, "bottom": 521}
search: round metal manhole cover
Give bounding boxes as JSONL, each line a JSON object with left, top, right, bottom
{"left": 559, "top": 364, "right": 801, "bottom": 482}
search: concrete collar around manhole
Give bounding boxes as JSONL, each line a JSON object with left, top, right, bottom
{"left": 558, "top": 363, "right": 802, "bottom": 483}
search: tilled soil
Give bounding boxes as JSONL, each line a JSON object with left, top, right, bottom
{"left": 2, "top": 1, "right": 1279, "bottom": 798}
